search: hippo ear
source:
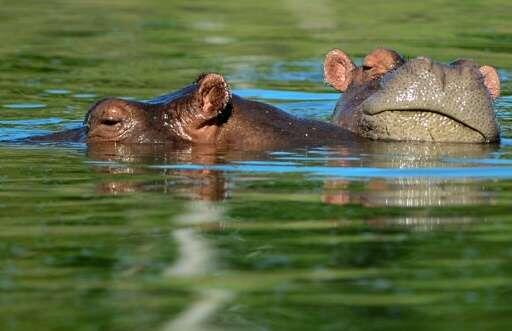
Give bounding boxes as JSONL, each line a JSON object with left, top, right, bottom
{"left": 363, "top": 48, "right": 404, "bottom": 76}
{"left": 323, "top": 49, "right": 356, "bottom": 92}
{"left": 196, "top": 73, "right": 231, "bottom": 119}
{"left": 479, "top": 65, "right": 500, "bottom": 99}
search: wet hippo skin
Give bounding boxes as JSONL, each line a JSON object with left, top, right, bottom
{"left": 31, "top": 73, "right": 358, "bottom": 150}
{"left": 323, "top": 48, "right": 501, "bottom": 143}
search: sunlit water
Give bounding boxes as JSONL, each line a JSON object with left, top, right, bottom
{"left": 1, "top": 1, "right": 512, "bottom": 330}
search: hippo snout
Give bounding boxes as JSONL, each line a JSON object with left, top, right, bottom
{"left": 361, "top": 57, "right": 499, "bottom": 142}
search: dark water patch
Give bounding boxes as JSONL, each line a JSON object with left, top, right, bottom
{"left": 42, "top": 29, "right": 107, "bottom": 38}
{"left": 458, "top": 32, "right": 512, "bottom": 44}
{"left": 50, "top": 250, "right": 118, "bottom": 269}
{"left": 1, "top": 53, "right": 102, "bottom": 73}
{"left": 456, "top": 43, "right": 512, "bottom": 54}
{"left": 397, "top": 38, "right": 512, "bottom": 55}
{"left": 142, "top": 20, "right": 179, "bottom": 30}
{"left": 227, "top": 199, "right": 408, "bottom": 222}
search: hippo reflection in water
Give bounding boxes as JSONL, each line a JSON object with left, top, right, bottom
{"left": 87, "top": 142, "right": 499, "bottom": 231}
{"left": 323, "top": 48, "right": 501, "bottom": 143}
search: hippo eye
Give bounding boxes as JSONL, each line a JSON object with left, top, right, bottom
{"left": 101, "top": 119, "right": 122, "bottom": 126}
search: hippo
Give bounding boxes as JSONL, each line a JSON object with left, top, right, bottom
{"left": 323, "top": 48, "right": 501, "bottom": 143}
{"left": 32, "top": 73, "right": 357, "bottom": 149}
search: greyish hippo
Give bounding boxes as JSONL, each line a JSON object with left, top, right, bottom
{"left": 31, "top": 73, "right": 358, "bottom": 150}
{"left": 323, "top": 48, "right": 501, "bottom": 143}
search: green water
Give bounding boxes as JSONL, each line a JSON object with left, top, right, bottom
{"left": 1, "top": 1, "right": 512, "bottom": 330}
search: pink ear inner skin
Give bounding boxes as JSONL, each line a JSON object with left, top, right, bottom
{"left": 479, "top": 65, "right": 500, "bottom": 99}
{"left": 324, "top": 49, "right": 356, "bottom": 92}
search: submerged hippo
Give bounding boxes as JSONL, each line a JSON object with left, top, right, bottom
{"left": 33, "top": 73, "right": 357, "bottom": 149}
{"left": 323, "top": 48, "right": 501, "bottom": 143}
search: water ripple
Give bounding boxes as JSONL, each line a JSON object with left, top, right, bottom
{"left": 44, "top": 89, "right": 70, "bottom": 95}
{"left": 234, "top": 89, "right": 338, "bottom": 101}
{"left": 0, "top": 118, "right": 62, "bottom": 126}
{"left": 2, "top": 103, "right": 47, "bottom": 109}
{"left": 148, "top": 164, "right": 512, "bottom": 179}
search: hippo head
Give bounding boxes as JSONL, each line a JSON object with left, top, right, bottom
{"left": 324, "top": 48, "right": 501, "bottom": 143}
{"left": 85, "top": 73, "right": 231, "bottom": 144}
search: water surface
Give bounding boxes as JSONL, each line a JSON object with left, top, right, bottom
{"left": 1, "top": 1, "right": 512, "bottom": 330}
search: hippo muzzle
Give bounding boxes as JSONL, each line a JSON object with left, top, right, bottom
{"left": 360, "top": 57, "right": 499, "bottom": 142}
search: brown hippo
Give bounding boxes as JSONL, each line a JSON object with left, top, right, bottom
{"left": 33, "top": 73, "right": 357, "bottom": 149}
{"left": 323, "top": 48, "right": 501, "bottom": 143}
